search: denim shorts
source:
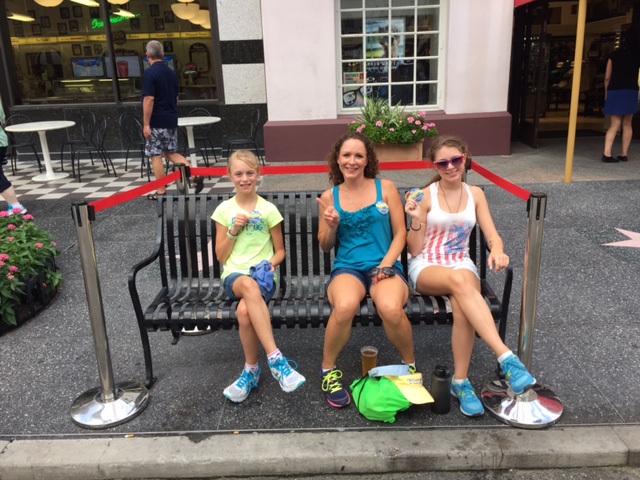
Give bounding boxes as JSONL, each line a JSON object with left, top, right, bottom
{"left": 145, "top": 127, "right": 178, "bottom": 157}
{"left": 223, "top": 272, "right": 277, "bottom": 303}
{"left": 326, "top": 265, "right": 407, "bottom": 294}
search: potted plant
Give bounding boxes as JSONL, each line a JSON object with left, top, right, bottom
{"left": 348, "top": 98, "right": 438, "bottom": 161}
{"left": 0, "top": 210, "right": 61, "bottom": 330}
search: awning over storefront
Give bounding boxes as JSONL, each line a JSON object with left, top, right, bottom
{"left": 515, "top": 0, "right": 536, "bottom": 6}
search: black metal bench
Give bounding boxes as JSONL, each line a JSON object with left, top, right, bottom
{"left": 129, "top": 191, "right": 513, "bottom": 388}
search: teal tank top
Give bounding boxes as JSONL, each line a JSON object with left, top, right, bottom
{"left": 332, "top": 178, "right": 402, "bottom": 272}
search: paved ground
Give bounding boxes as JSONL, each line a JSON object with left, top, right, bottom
{"left": 1, "top": 136, "right": 640, "bottom": 478}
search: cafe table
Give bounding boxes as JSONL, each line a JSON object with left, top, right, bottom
{"left": 5, "top": 120, "right": 75, "bottom": 182}
{"left": 177, "top": 116, "right": 221, "bottom": 166}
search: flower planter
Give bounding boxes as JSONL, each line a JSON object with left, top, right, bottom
{"left": 374, "top": 141, "right": 424, "bottom": 162}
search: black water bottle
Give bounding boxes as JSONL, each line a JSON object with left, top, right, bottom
{"left": 430, "top": 364, "right": 451, "bottom": 414}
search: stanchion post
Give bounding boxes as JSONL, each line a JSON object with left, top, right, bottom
{"left": 519, "top": 193, "right": 546, "bottom": 368}
{"left": 481, "top": 192, "right": 564, "bottom": 428}
{"left": 69, "top": 202, "right": 149, "bottom": 429}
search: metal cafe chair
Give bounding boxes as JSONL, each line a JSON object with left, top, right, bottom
{"left": 59, "top": 112, "right": 96, "bottom": 173}
{"left": 119, "top": 113, "right": 150, "bottom": 181}
{"left": 225, "top": 108, "right": 263, "bottom": 165}
{"left": 5, "top": 114, "right": 43, "bottom": 175}
{"left": 188, "top": 107, "right": 219, "bottom": 163}
{"left": 71, "top": 115, "right": 117, "bottom": 182}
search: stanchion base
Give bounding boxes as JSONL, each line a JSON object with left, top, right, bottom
{"left": 70, "top": 381, "right": 150, "bottom": 429}
{"left": 182, "top": 326, "right": 212, "bottom": 335}
{"left": 481, "top": 379, "right": 563, "bottom": 429}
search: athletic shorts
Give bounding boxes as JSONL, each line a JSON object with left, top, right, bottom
{"left": 145, "top": 127, "right": 179, "bottom": 157}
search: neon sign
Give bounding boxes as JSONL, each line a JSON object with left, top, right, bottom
{"left": 92, "top": 15, "right": 141, "bottom": 30}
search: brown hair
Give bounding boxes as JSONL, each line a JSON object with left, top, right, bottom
{"left": 425, "top": 135, "right": 472, "bottom": 186}
{"left": 326, "top": 131, "right": 379, "bottom": 186}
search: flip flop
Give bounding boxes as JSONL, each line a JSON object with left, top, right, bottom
{"left": 147, "top": 192, "right": 165, "bottom": 201}
{"left": 194, "top": 176, "right": 205, "bottom": 194}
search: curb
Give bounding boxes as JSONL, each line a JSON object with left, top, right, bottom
{"left": 1, "top": 425, "right": 639, "bottom": 479}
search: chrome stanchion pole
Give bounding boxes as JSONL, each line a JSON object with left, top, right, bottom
{"left": 70, "top": 203, "right": 149, "bottom": 429}
{"left": 482, "top": 193, "right": 563, "bottom": 428}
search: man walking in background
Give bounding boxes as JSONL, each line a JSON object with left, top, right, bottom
{"left": 142, "top": 39, "right": 203, "bottom": 199}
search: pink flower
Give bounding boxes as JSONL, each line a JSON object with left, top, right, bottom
{"left": 23, "top": 214, "right": 34, "bottom": 221}
{"left": 375, "top": 121, "right": 383, "bottom": 127}
{"left": 0, "top": 253, "right": 8, "bottom": 261}
{"left": 411, "top": 130, "right": 417, "bottom": 134}
{"left": 52, "top": 242, "right": 57, "bottom": 247}
{"left": 422, "top": 125, "right": 429, "bottom": 130}
{"left": 7, "top": 224, "right": 16, "bottom": 231}
{"left": 357, "top": 124, "right": 366, "bottom": 133}
{"left": 415, "top": 120, "right": 422, "bottom": 126}
{"left": 7, "top": 237, "right": 14, "bottom": 242}
{"left": 389, "top": 128, "right": 395, "bottom": 132}
{"left": 0, "top": 211, "right": 8, "bottom": 218}
{"left": 407, "top": 117, "right": 415, "bottom": 123}
{"left": 36, "top": 243, "right": 44, "bottom": 249}
{"left": 9, "top": 265, "right": 18, "bottom": 273}
{"left": 0, "top": 261, "right": 4, "bottom": 267}
{"left": 7, "top": 274, "right": 14, "bottom": 280}
{"left": 418, "top": 111, "right": 427, "bottom": 117}
{"left": 42, "top": 283, "right": 47, "bottom": 288}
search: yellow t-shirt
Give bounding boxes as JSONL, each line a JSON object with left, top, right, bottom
{"left": 211, "top": 195, "right": 283, "bottom": 280}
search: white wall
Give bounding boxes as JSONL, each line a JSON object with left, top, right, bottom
{"left": 444, "top": 0, "right": 514, "bottom": 113}
{"left": 261, "top": 0, "right": 338, "bottom": 121}
{"left": 261, "top": 0, "right": 515, "bottom": 120}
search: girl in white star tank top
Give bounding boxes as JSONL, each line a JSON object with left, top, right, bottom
{"left": 404, "top": 135, "right": 536, "bottom": 419}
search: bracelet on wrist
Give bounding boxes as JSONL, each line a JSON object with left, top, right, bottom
{"left": 410, "top": 222, "right": 425, "bottom": 231}
{"left": 227, "top": 230, "right": 238, "bottom": 239}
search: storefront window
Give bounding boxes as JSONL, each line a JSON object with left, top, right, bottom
{"left": 338, "top": 0, "right": 441, "bottom": 111}
{"left": 6, "top": 0, "right": 217, "bottom": 104}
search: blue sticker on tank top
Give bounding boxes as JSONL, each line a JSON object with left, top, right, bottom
{"left": 375, "top": 201, "right": 389, "bottom": 215}
{"left": 248, "top": 210, "right": 262, "bottom": 225}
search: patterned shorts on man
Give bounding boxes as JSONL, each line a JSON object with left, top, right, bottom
{"left": 145, "top": 127, "right": 179, "bottom": 157}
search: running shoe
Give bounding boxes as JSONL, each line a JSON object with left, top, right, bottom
{"left": 321, "top": 368, "right": 351, "bottom": 408}
{"left": 450, "top": 379, "right": 484, "bottom": 417}
{"left": 500, "top": 354, "right": 536, "bottom": 395}
{"left": 269, "top": 356, "right": 305, "bottom": 393}
{"left": 223, "top": 366, "right": 261, "bottom": 403}
{"left": 8, "top": 204, "right": 27, "bottom": 215}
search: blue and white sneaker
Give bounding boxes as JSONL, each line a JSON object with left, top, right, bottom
{"left": 450, "top": 379, "right": 484, "bottom": 417}
{"left": 501, "top": 354, "right": 536, "bottom": 395}
{"left": 7, "top": 204, "right": 27, "bottom": 215}
{"left": 269, "top": 356, "right": 305, "bottom": 393}
{"left": 223, "top": 366, "right": 261, "bottom": 403}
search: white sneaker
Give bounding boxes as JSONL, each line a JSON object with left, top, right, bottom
{"left": 268, "top": 356, "right": 306, "bottom": 393}
{"left": 8, "top": 204, "right": 27, "bottom": 215}
{"left": 223, "top": 367, "right": 260, "bottom": 403}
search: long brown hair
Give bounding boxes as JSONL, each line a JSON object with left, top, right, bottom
{"left": 326, "top": 132, "right": 379, "bottom": 186}
{"left": 425, "top": 135, "right": 472, "bottom": 187}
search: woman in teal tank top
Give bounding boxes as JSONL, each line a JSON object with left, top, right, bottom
{"left": 316, "top": 132, "right": 416, "bottom": 409}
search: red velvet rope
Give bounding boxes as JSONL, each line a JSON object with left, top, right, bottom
{"left": 89, "top": 160, "right": 530, "bottom": 213}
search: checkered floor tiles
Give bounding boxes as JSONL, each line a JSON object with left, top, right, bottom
{"left": 6, "top": 157, "right": 238, "bottom": 201}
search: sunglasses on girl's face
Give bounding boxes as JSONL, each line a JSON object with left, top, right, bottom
{"left": 434, "top": 155, "right": 465, "bottom": 170}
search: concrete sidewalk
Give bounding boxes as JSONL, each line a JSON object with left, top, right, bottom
{"left": 2, "top": 136, "right": 640, "bottom": 479}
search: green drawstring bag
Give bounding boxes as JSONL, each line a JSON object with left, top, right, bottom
{"left": 350, "top": 376, "right": 412, "bottom": 423}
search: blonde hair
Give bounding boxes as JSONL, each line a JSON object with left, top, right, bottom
{"left": 228, "top": 149, "right": 261, "bottom": 174}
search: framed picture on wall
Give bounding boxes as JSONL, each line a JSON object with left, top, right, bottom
{"left": 40, "top": 16, "right": 51, "bottom": 28}
{"left": 130, "top": 18, "right": 140, "bottom": 30}
{"left": 94, "top": 44, "right": 102, "bottom": 54}
{"left": 163, "top": 11, "right": 174, "bottom": 23}
{"left": 89, "top": 7, "right": 99, "bottom": 18}
{"left": 73, "top": 6, "right": 83, "bottom": 17}
{"left": 154, "top": 18, "right": 164, "bottom": 30}
{"left": 27, "top": 10, "right": 36, "bottom": 19}
{"left": 14, "top": 25, "right": 24, "bottom": 37}
{"left": 31, "top": 23, "right": 42, "bottom": 35}
{"left": 83, "top": 46, "right": 92, "bottom": 56}
{"left": 58, "top": 22, "right": 67, "bottom": 34}
{"left": 60, "top": 7, "right": 70, "bottom": 19}
{"left": 149, "top": 4, "right": 160, "bottom": 17}
{"left": 69, "top": 20, "right": 79, "bottom": 32}
{"left": 72, "top": 44, "right": 82, "bottom": 56}
{"left": 163, "top": 41, "right": 173, "bottom": 53}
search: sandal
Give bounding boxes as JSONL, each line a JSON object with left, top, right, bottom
{"left": 147, "top": 192, "right": 165, "bottom": 201}
{"left": 194, "top": 176, "right": 205, "bottom": 194}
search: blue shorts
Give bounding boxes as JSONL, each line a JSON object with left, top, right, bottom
{"left": 326, "top": 265, "right": 407, "bottom": 294}
{"left": 223, "top": 272, "right": 277, "bottom": 303}
{"left": 145, "top": 127, "right": 179, "bottom": 157}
